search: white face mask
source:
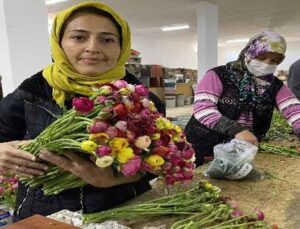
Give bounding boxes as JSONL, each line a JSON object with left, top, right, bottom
{"left": 246, "top": 59, "right": 277, "bottom": 76}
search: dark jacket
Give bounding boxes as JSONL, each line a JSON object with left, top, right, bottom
{"left": 0, "top": 71, "right": 165, "bottom": 221}
{"left": 185, "top": 66, "right": 283, "bottom": 166}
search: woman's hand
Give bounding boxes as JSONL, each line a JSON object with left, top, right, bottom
{"left": 39, "top": 150, "right": 141, "bottom": 188}
{"left": 235, "top": 130, "right": 258, "bottom": 146}
{"left": 0, "top": 141, "right": 48, "bottom": 177}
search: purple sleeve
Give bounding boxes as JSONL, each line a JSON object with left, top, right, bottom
{"left": 276, "top": 84, "right": 300, "bottom": 135}
{"left": 193, "top": 70, "right": 223, "bottom": 128}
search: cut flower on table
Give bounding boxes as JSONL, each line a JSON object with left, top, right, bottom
{"left": 20, "top": 80, "right": 195, "bottom": 195}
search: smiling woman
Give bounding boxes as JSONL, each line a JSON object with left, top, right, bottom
{"left": 0, "top": 1, "right": 165, "bottom": 222}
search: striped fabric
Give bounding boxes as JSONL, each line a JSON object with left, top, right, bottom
{"left": 193, "top": 70, "right": 300, "bottom": 134}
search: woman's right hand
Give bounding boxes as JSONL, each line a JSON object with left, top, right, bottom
{"left": 235, "top": 130, "right": 258, "bottom": 146}
{"left": 0, "top": 141, "right": 48, "bottom": 177}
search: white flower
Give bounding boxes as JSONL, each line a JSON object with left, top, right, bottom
{"left": 95, "top": 156, "right": 114, "bottom": 168}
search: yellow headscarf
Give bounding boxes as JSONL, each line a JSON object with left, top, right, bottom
{"left": 43, "top": 1, "right": 131, "bottom": 107}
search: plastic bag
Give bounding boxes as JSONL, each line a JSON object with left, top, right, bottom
{"left": 204, "top": 139, "right": 263, "bottom": 180}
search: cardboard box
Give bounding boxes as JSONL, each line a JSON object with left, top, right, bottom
{"left": 6, "top": 214, "right": 79, "bottom": 229}
{"left": 176, "top": 83, "right": 194, "bottom": 97}
{"left": 149, "top": 87, "right": 165, "bottom": 103}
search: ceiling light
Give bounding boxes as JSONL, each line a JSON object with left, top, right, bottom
{"left": 46, "top": 0, "right": 68, "bottom": 5}
{"left": 226, "top": 38, "right": 249, "bottom": 44}
{"left": 161, "top": 24, "right": 190, "bottom": 32}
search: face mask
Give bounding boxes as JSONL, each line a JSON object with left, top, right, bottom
{"left": 246, "top": 59, "right": 277, "bottom": 76}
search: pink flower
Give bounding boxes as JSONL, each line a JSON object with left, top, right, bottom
{"left": 182, "top": 147, "right": 195, "bottom": 160}
{"left": 121, "top": 156, "right": 142, "bottom": 176}
{"left": 89, "top": 121, "right": 108, "bottom": 133}
{"left": 165, "top": 175, "right": 176, "bottom": 185}
{"left": 182, "top": 169, "right": 193, "bottom": 180}
{"left": 138, "top": 109, "right": 151, "bottom": 119}
{"left": 96, "top": 145, "right": 112, "bottom": 157}
{"left": 96, "top": 96, "right": 106, "bottom": 104}
{"left": 135, "top": 85, "right": 149, "bottom": 96}
{"left": 140, "top": 162, "right": 152, "bottom": 173}
{"left": 72, "top": 97, "right": 94, "bottom": 114}
{"left": 105, "top": 127, "right": 118, "bottom": 138}
{"left": 113, "top": 80, "right": 128, "bottom": 89}
{"left": 231, "top": 210, "right": 243, "bottom": 218}
{"left": 254, "top": 209, "right": 265, "bottom": 221}
{"left": 115, "top": 121, "right": 127, "bottom": 132}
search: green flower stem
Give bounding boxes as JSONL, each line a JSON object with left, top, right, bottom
{"left": 260, "top": 143, "right": 300, "bottom": 157}
{"left": 204, "top": 221, "right": 267, "bottom": 229}
{"left": 202, "top": 212, "right": 255, "bottom": 229}
{"left": 83, "top": 186, "right": 221, "bottom": 224}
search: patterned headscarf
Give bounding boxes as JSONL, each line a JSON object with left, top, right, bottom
{"left": 43, "top": 2, "right": 131, "bottom": 107}
{"left": 226, "top": 31, "right": 286, "bottom": 104}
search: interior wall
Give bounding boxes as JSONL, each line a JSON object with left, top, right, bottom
{"left": 133, "top": 35, "right": 300, "bottom": 74}
{"left": 218, "top": 41, "right": 300, "bottom": 72}
{"left": 132, "top": 35, "right": 198, "bottom": 69}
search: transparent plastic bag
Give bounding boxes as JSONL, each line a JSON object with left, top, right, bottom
{"left": 204, "top": 139, "right": 263, "bottom": 180}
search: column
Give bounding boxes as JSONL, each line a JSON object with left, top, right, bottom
{"left": 0, "top": 0, "right": 51, "bottom": 96}
{"left": 196, "top": 2, "right": 218, "bottom": 81}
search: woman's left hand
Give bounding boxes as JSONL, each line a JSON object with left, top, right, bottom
{"left": 39, "top": 150, "right": 141, "bottom": 188}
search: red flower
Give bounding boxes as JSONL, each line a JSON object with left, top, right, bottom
{"left": 113, "top": 103, "right": 127, "bottom": 118}
{"left": 153, "top": 146, "right": 170, "bottom": 158}
{"left": 72, "top": 97, "right": 94, "bottom": 114}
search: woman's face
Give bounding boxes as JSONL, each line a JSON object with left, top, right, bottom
{"left": 254, "top": 52, "right": 283, "bottom": 65}
{"left": 61, "top": 13, "right": 121, "bottom": 76}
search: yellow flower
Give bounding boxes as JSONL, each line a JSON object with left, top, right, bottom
{"left": 156, "top": 118, "right": 173, "bottom": 130}
{"left": 95, "top": 156, "right": 114, "bottom": 168}
{"left": 80, "top": 140, "right": 97, "bottom": 154}
{"left": 89, "top": 133, "right": 109, "bottom": 144}
{"left": 149, "top": 101, "right": 157, "bottom": 112}
{"left": 174, "top": 125, "right": 182, "bottom": 134}
{"left": 119, "top": 88, "right": 131, "bottom": 96}
{"left": 109, "top": 138, "right": 129, "bottom": 150}
{"left": 117, "top": 147, "right": 135, "bottom": 163}
{"left": 172, "top": 136, "right": 180, "bottom": 142}
{"left": 145, "top": 155, "right": 164, "bottom": 167}
{"left": 151, "top": 133, "right": 161, "bottom": 140}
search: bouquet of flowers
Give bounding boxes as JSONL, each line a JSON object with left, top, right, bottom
{"left": 0, "top": 171, "right": 18, "bottom": 208}
{"left": 21, "top": 80, "right": 195, "bottom": 195}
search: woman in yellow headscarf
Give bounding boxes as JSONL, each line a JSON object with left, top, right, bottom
{"left": 0, "top": 2, "right": 165, "bottom": 221}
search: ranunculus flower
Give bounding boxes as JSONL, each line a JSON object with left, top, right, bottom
{"left": 117, "top": 147, "right": 135, "bottom": 163}
{"left": 89, "top": 133, "right": 109, "bottom": 144}
{"left": 89, "top": 121, "right": 108, "bottom": 133}
{"left": 145, "top": 155, "right": 164, "bottom": 167}
{"left": 135, "top": 85, "right": 148, "bottom": 96}
{"left": 119, "top": 88, "right": 131, "bottom": 96}
{"left": 98, "top": 85, "right": 113, "bottom": 95}
{"left": 126, "top": 84, "right": 135, "bottom": 92}
{"left": 254, "top": 209, "right": 265, "bottom": 221}
{"left": 96, "top": 145, "right": 112, "bottom": 157}
{"left": 105, "top": 126, "right": 117, "bottom": 138}
{"left": 110, "top": 138, "right": 129, "bottom": 150}
{"left": 113, "top": 103, "right": 127, "bottom": 118}
{"left": 115, "top": 120, "right": 127, "bottom": 132}
{"left": 80, "top": 140, "right": 97, "bottom": 154}
{"left": 141, "top": 98, "right": 150, "bottom": 108}
{"left": 134, "top": 136, "right": 152, "bottom": 149}
{"left": 113, "top": 80, "right": 127, "bottom": 89}
{"left": 72, "top": 97, "right": 94, "bottom": 114}
{"left": 165, "top": 174, "right": 176, "bottom": 185}
{"left": 231, "top": 210, "right": 243, "bottom": 218}
{"left": 153, "top": 146, "right": 170, "bottom": 158}
{"left": 182, "top": 147, "right": 195, "bottom": 160}
{"left": 121, "top": 156, "right": 141, "bottom": 176}
{"left": 95, "top": 156, "right": 114, "bottom": 168}
{"left": 131, "top": 93, "right": 141, "bottom": 103}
